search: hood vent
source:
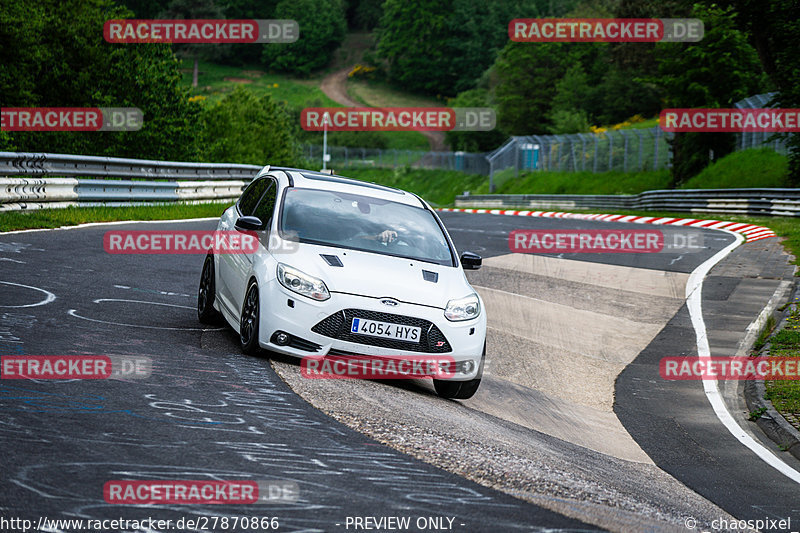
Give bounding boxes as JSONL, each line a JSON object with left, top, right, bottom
{"left": 422, "top": 270, "right": 438, "bottom": 283}
{"left": 320, "top": 254, "right": 343, "bottom": 267}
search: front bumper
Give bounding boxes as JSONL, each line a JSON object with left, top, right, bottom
{"left": 258, "top": 280, "right": 486, "bottom": 381}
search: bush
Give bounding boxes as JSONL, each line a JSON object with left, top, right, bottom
{"left": 200, "top": 86, "right": 299, "bottom": 165}
{"left": 444, "top": 89, "right": 506, "bottom": 151}
{"left": 548, "top": 109, "right": 591, "bottom": 134}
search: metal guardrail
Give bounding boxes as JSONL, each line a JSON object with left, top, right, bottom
{"left": 456, "top": 189, "right": 800, "bottom": 217}
{"left": 3, "top": 151, "right": 798, "bottom": 217}
{"left": 0, "top": 152, "right": 261, "bottom": 180}
{"left": 0, "top": 152, "right": 261, "bottom": 211}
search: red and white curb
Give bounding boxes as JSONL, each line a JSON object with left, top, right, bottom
{"left": 437, "top": 208, "right": 776, "bottom": 243}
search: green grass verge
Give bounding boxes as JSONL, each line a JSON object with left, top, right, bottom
{"left": 681, "top": 148, "right": 789, "bottom": 189}
{"left": 0, "top": 202, "right": 233, "bottom": 232}
{"left": 348, "top": 78, "right": 444, "bottom": 108}
{"left": 474, "top": 168, "right": 672, "bottom": 195}
{"left": 182, "top": 60, "right": 338, "bottom": 109}
{"left": 764, "top": 308, "right": 800, "bottom": 420}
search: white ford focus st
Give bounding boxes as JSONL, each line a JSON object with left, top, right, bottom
{"left": 198, "top": 166, "right": 486, "bottom": 399}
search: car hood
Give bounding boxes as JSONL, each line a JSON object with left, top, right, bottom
{"left": 276, "top": 243, "right": 472, "bottom": 309}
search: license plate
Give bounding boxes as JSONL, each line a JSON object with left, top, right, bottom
{"left": 350, "top": 318, "right": 421, "bottom": 343}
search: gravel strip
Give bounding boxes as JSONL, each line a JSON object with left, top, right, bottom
{"left": 271, "top": 357, "right": 738, "bottom": 533}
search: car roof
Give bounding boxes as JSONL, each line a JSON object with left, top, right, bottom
{"left": 266, "top": 167, "right": 425, "bottom": 208}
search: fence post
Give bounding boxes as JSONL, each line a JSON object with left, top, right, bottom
{"left": 555, "top": 137, "right": 563, "bottom": 171}
{"left": 593, "top": 134, "right": 599, "bottom": 173}
{"left": 638, "top": 130, "right": 644, "bottom": 171}
{"left": 620, "top": 130, "right": 629, "bottom": 172}
{"left": 653, "top": 127, "right": 661, "bottom": 170}
{"left": 489, "top": 157, "right": 495, "bottom": 193}
{"left": 570, "top": 135, "right": 578, "bottom": 172}
{"left": 608, "top": 132, "right": 614, "bottom": 171}
{"left": 577, "top": 133, "right": 587, "bottom": 171}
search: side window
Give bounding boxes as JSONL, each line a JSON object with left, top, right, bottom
{"left": 252, "top": 181, "right": 277, "bottom": 224}
{"left": 238, "top": 178, "right": 270, "bottom": 216}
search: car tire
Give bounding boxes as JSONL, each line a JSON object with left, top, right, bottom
{"left": 197, "top": 254, "right": 222, "bottom": 324}
{"left": 239, "top": 280, "right": 261, "bottom": 355}
{"left": 433, "top": 342, "right": 485, "bottom": 400}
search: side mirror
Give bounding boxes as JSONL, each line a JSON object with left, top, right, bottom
{"left": 460, "top": 251, "right": 482, "bottom": 270}
{"left": 235, "top": 216, "right": 264, "bottom": 232}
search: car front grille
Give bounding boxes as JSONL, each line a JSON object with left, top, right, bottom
{"left": 311, "top": 309, "right": 452, "bottom": 353}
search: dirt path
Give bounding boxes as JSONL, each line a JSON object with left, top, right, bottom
{"left": 319, "top": 66, "right": 447, "bottom": 152}
{"left": 320, "top": 67, "right": 362, "bottom": 107}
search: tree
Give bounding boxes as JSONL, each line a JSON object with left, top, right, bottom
{"left": 0, "top": 0, "right": 201, "bottom": 161}
{"left": 648, "top": 4, "right": 768, "bottom": 186}
{"left": 160, "top": 0, "right": 226, "bottom": 87}
{"left": 200, "top": 86, "right": 298, "bottom": 165}
{"left": 218, "top": 0, "right": 280, "bottom": 65}
{"left": 262, "top": 0, "right": 346, "bottom": 75}
{"left": 491, "top": 42, "right": 569, "bottom": 134}
{"left": 444, "top": 89, "right": 506, "bottom": 151}
{"left": 346, "top": 0, "right": 385, "bottom": 30}
{"left": 116, "top": 0, "right": 170, "bottom": 17}
{"left": 375, "top": 0, "right": 537, "bottom": 97}
{"left": 710, "top": 0, "right": 800, "bottom": 185}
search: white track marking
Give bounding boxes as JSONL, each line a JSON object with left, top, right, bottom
{"left": 67, "top": 299, "right": 224, "bottom": 331}
{"left": 67, "top": 309, "right": 223, "bottom": 331}
{"left": 0, "top": 281, "right": 56, "bottom": 308}
{"left": 92, "top": 298, "right": 194, "bottom": 309}
{"left": 686, "top": 230, "right": 800, "bottom": 484}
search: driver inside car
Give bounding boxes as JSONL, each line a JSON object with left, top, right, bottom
{"left": 368, "top": 229, "right": 398, "bottom": 244}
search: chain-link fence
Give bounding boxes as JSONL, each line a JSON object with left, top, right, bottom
{"left": 302, "top": 93, "right": 788, "bottom": 185}
{"left": 735, "top": 92, "right": 788, "bottom": 154}
{"left": 487, "top": 128, "right": 672, "bottom": 175}
{"left": 302, "top": 144, "right": 490, "bottom": 175}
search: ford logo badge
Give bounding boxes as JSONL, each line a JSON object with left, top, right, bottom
{"left": 381, "top": 299, "right": 399, "bottom": 307}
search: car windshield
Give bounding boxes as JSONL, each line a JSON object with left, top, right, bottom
{"left": 280, "top": 188, "right": 453, "bottom": 266}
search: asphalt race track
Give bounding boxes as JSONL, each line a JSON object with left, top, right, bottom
{"left": 0, "top": 219, "right": 596, "bottom": 533}
{"left": 0, "top": 213, "right": 798, "bottom": 532}
{"left": 443, "top": 212, "right": 800, "bottom": 530}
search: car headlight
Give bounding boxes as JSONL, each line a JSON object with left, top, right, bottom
{"left": 277, "top": 263, "right": 330, "bottom": 301}
{"left": 444, "top": 293, "right": 480, "bottom": 321}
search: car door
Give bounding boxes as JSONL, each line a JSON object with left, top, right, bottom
{"left": 218, "top": 177, "right": 271, "bottom": 317}
{"left": 227, "top": 177, "right": 277, "bottom": 317}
